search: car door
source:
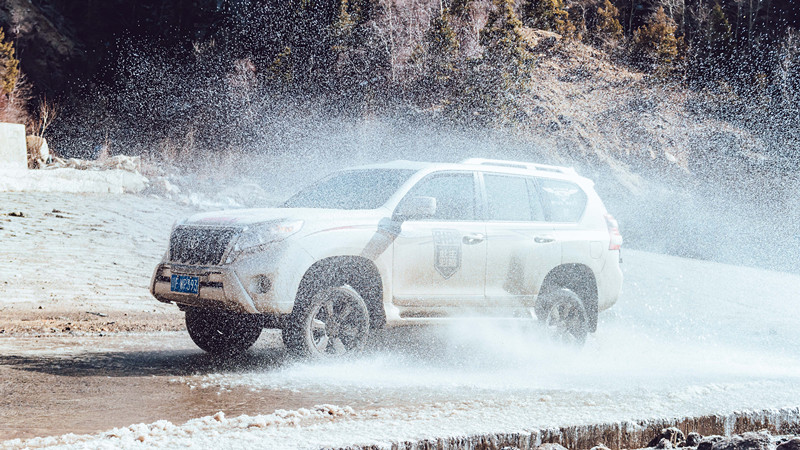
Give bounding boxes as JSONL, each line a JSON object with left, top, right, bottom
{"left": 392, "top": 171, "right": 487, "bottom": 309}
{"left": 482, "top": 173, "right": 561, "bottom": 309}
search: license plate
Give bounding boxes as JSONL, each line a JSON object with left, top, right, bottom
{"left": 171, "top": 275, "right": 199, "bottom": 294}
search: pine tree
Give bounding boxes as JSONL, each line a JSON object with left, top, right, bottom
{"left": 0, "top": 28, "right": 20, "bottom": 96}
{"left": 480, "top": 0, "right": 531, "bottom": 72}
{"left": 521, "top": 0, "right": 575, "bottom": 37}
{"left": 414, "top": 9, "right": 460, "bottom": 87}
{"left": 705, "top": 3, "right": 733, "bottom": 78}
{"left": 631, "top": 7, "right": 679, "bottom": 74}
{"left": 595, "top": 0, "right": 623, "bottom": 45}
{"left": 327, "top": 0, "right": 390, "bottom": 110}
{"left": 449, "top": 0, "right": 533, "bottom": 123}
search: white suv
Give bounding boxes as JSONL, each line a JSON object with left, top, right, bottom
{"left": 151, "top": 159, "right": 623, "bottom": 356}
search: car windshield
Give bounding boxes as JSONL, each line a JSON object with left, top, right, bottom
{"left": 283, "top": 169, "right": 417, "bottom": 210}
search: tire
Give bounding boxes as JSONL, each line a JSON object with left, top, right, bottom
{"left": 283, "top": 285, "right": 370, "bottom": 358}
{"left": 185, "top": 308, "right": 262, "bottom": 356}
{"left": 537, "top": 288, "right": 589, "bottom": 346}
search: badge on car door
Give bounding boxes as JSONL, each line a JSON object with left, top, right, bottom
{"left": 432, "top": 229, "right": 461, "bottom": 279}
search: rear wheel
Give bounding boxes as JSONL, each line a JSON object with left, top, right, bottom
{"left": 283, "top": 285, "right": 370, "bottom": 358}
{"left": 537, "top": 288, "right": 589, "bottom": 345}
{"left": 185, "top": 308, "right": 262, "bottom": 355}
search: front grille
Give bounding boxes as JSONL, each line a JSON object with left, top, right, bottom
{"left": 169, "top": 226, "right": 238, "bottom": 266}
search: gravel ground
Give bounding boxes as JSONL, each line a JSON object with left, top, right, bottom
{"left": 0, "top": 192, "right": 195, "bottom": 334}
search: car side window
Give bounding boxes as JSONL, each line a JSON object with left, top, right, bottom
{"left": 537, "top": 178, "right": 587, "bottom": 222}
{"left": 404, "top": 173, "right": 476, "bottom": 221}
{"left": 484, "top": 174, "right": 544, "bottom": 221}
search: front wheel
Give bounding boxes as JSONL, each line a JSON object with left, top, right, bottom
{"left": 283, "top": 285, "right": 370, "bottom": 358}
{"left": 185, "top": 308, "right": 262, "bottom": 356}
{"left": 537, "top": 288, "right": 589, "bottom": 346}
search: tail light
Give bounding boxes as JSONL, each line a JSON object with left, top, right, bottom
{"left": 605, "top": 213, "right": 623, "bottom": 250}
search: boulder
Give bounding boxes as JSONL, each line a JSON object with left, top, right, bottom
{"left": 777, "top": 438, "right": 800, "bottom": 450}
{"left": 698, "top": 436, "right": 725, "bottom": 450}
{"left": 100, "top": 154, "right": 141, "bottom": 173}
{"left": 648, "top": 427, "right": 686, "bottom": 448}
{"left": 686, "top": 432, "right": 704, "bottom": 447}
{"left": 27, "top": 135, "right": 50, "bottom": 169}
{"left": 0, "top": 123, "right": 27, "bottom": 169}
{"left": 537, "top": 444, "right": 568, "bottom": 450}
{"left": 711, "top": 432, "right": 774, "bottom": 450}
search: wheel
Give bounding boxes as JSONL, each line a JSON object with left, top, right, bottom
{"left": 283, "top": 285, "right": 370, "bottom": 358}
{"left": 537, "top": 288, "right": 589, "bottom": 345}
{"left": 185, "top": 308, "right": 262, "bottom": 356}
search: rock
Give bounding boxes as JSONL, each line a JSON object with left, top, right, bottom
{"left": 711, "top": 432, "right": 774, "bottom": 450}
{"left": 50, "top": 154, "right": 141, "bottom": 173}
{"left": 589, "top": 445, "right": 611, "bottom": 450}
{"left": 144, "top": 177, "right": 181, "bottom": 197}
{"left": 698, "top": 436, "right": 725, "bottom": 450}
{"left": 521, "top": 28, "right": 562, "bottom": 51}
{"left": 656, "top": 438, "right": 675, "bottom": 449}
{"left": 777, "top": 438, "right": 800, "bottom": 450}
{"left": 648, "top": 427, "right": 686, "bottom": 448}
{"left": 538, "top": 444, "right": 568, "bottom": 450}
{"left": 687, "top": 432, "right": 704, "bottom": 447}
{"left": 100, "top": 155, "right": 141, "bottom": 173}
{"left": 27, "top": 136, "right": 50, "bottom": 169}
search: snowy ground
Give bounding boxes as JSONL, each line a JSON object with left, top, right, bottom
{"left": 2, "top": 184, "right": 800, "bottom": 449}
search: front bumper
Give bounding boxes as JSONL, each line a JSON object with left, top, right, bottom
{"left": 151, "top": 264, "right": 261, "bottom": 314}
{"left": 150, "top": 239, "right": 316, "bottom": 315}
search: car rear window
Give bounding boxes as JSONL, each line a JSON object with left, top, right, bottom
{"left": 537, "top": 179, "right": 587, "bottom": 222}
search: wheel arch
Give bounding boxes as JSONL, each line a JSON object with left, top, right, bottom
{"left": 538, "top": 263, "right": 599, "bottom": 332}
{"left": 294, "top": 256, "right": 386, "bottom": 328}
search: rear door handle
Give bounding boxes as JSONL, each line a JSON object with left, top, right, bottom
{"left": 534, "top": 236, "right": 555, "bottom": 244}
{"left": 462, "top": 233, "right": 485, "bottom": 245}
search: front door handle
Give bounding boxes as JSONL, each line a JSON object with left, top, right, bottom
{"left": 534, "top": 236, "right": 555, "bottom": 244}
{"left": 462, "top": 233, "right": 485, "bottom": 245}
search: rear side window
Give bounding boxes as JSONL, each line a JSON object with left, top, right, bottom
{"left": 537, "top": 179, "right": 587, "bottom": 222}
{"left": 405, "top": 173, "right": 477, "bottom": 221}
{"left": 483, "top": 174, "right": 545, "bottom": 221}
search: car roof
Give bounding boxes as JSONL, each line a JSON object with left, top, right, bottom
{"left": 348, "top": 159, "right": 590, "bottom": 184}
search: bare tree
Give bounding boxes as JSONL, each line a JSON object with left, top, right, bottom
{"left": 659, "top": 0, "right": 685, "bottom": 33}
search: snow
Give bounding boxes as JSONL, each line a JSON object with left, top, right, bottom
{"left": 3, "top": 247, "right": 800, "bottom": 449}
{"left": 0, "top": 167, "right": 148, "bottom": 194}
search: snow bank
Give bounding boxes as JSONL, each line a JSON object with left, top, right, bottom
{"left": 5, "top": 403, "right": 800, "bottom": 449}
{"left": 0, "top": 167, "right": 148, "bottom": 194}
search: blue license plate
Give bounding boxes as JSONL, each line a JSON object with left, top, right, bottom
{"left": 171, "top": 275, "right": 199, "bottom": 294}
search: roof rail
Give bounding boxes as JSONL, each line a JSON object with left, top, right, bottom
{"left": 460, "top": 158, "right": 577, "bottom": 175}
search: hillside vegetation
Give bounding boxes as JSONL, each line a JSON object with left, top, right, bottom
{"left": 0, "top": 0, "right": 797, "bottom": 175}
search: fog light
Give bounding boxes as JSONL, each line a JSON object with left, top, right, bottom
{"left": 254, "top": 275, "right": 272, "bottom": 294}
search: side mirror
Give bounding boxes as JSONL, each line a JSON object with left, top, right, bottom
{"left": 394, "top": 196, "right": 437, "bottom": 221}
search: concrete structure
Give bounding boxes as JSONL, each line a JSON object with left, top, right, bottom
{"left": 0, "top": 123, "right": 27, "bottom": 169}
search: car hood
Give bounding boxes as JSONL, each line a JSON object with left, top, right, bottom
{"left": 183, "top": 207, "right": 389, "bottom": 227}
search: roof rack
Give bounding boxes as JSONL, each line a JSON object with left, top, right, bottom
{"left": 460, "top": 158, "right": 577, "bottom": 175}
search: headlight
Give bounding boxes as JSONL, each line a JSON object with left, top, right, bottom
{"left": 232, "top": 220, "right": 304, "bottom": 254}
